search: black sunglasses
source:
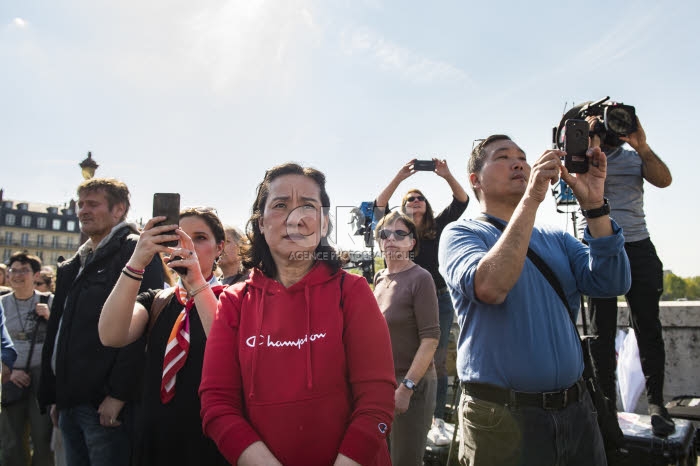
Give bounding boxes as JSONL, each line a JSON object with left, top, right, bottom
{"left": 378, "top": 229, "right": 411, "bottom": 240}
{"left": 406, "top": 196, "right": 425, "bottom": 203}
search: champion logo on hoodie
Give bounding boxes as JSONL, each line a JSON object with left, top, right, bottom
{"left": 245, "top": 332, "right": 327, "bottom": 350}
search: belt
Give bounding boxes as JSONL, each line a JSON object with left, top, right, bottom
{"left": 461, "top": 380, "right": 584, "bottom": 410}
{"left": 437, "top": 286, "right": 449, "bottom": 295}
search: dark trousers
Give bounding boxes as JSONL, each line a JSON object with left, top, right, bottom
{"left": 458, "top": 389, "right": 606, "bottom": 466}
{"left": 434, "top": 290, "right": 455, "bottom": 420}
{"left": 588, "top": 237, "right": 666, "bottom": 407}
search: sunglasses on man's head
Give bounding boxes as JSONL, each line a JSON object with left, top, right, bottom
{"left": 406, "top": 196, "right": 425, "bottom": 203}
{"left": 378, "top": 229, "right": 411, "bottom": 240}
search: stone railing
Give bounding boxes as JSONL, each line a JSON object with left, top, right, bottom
{"left": 579, "top": 301, "right": 700, "bottom": 414}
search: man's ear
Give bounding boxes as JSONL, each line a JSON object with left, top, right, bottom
{"left": 469, "top": 173, "right": 481, "bottom": 193}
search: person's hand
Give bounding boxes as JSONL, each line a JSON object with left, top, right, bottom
{"left": 525, "top": 150, "right": 563, "bottom": 203}
{"left": 98, "top": 395, "right": 125, "bottom": 427}
{"left": 586, "top": 116, "right": 602, "bottom": 149}
{"left": 165, "top": 229, "right": 206, "bottom": 290}
{"left": 10, "top": 369, "right": 31, "bottom": 388}
{"left": 560, "top": 146, "right": 607, "bottom": 210}
{"left": 394, "top": 385, "right": 412, "bottom": 414}
{"left": 35, "top": 302, "right": 50, "bottom": 320}
{"left": 434, "top": 158, "right": 452, "bottom": 178}
{"left": 50, "top": 404, "right": 58, "bottom": 427}
{"left": 128, "top": 216, "right": 180, "bottom": 271}
{"left": 396, "top": 159, "right": 417, "bottom": 181}
{"left": 619, "top": 116, "right": 648, "bottom": 152}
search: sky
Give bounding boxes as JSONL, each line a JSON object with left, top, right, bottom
{"left": 1, "top": 0, "right": 699, "bottom": 277}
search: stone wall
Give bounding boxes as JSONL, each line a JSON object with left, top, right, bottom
{"left": 579, "top": 301, "right": 700, "bottom": 414}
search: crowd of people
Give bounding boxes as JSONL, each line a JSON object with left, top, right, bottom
{"left": 0, "top": 104, "right": 673, "bottom": 466}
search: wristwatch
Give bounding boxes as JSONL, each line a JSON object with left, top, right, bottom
{"left": 402, "top": 378, "right": 417, "bottom": 391}
{"left": 581, "top": 198, "right": 610, "bottom": 219}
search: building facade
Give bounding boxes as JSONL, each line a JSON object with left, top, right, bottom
{"left": 0, "top": 190, "right": 80, "bottom": 267}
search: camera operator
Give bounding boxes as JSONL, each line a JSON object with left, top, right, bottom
{"left": 573, "top": 103, "right": 674, "bottom": 436}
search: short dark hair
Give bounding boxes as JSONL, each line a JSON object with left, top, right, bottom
{"left": 77, "top": 178, "right": 131, "bottom": 221}
{"left": 179, "top": 207, "right": 225, "bottom": 272}
{"left": 468, "top": 134, "right": 513, "bottom": 201}
{"left": 9, "top": 251, "right": 42, "bottom": 274}
{"left": 375, "top": 210, "right": 420, "bottom": 257}
{"left": 241, "top": 162, "right": 341, "bottom": 277}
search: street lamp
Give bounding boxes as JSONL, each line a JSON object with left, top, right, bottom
{"left": 78, "top": 151, "right": 99, "bottom": 245}
{"left": 79, "top": 151, "right": 99, "bottom": 180}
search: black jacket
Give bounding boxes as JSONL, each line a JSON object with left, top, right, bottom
{"left": 38, "top": 225, "right": 162, "bottom": 411}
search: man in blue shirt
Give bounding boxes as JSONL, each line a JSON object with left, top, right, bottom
{"left": 439, "top": 135, "right": 631, "bottom": 466}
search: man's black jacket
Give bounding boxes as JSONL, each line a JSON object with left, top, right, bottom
{"left": 38, "top": 225, "right": 162, "bottom": 411}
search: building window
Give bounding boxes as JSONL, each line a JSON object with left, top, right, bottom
{"left": 21, "top": 233, "right": 29, "bottom": 246}
{"left": 4, "top": 232, "right": 12, "bottom": 244}
{"left": 52, "top": 219, "right": 61, "bottom": 230}
{"left": 66, "top": 237, "right": 74, "bottom": 249}
{"left": 4, "top": 214, "right": 15, "bottom": 225}
{"left": 51, "top": 236, "right": 59, "bottom": 248}
{"left": 37, "top": 217, "right": 47, "bottom": 229}
{"left": 21, "top": 215, "right": 31, "bottom": 227}
{"left": 37, "top": 235, "right": 44, "bottom": 246}
{"left": 3, "top": 249, "right": 11, "bottom": 261}
{"left": 67, "top": 220, "right": 76, "bottom": 231}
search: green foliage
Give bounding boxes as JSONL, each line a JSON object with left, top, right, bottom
{"left": 661, "top": 272, "right": 700, "bottom": 300}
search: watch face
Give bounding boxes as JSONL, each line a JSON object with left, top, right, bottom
{"left": 403, "top": 379, "right": 415, "bottom": 390}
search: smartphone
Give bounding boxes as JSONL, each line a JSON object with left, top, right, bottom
{"left": 413, "top": 160, "right": 436, "bottom": 171}
{"left": 563, "top": 119, "right": 589, "bottom": 174}
{"left": 152, "top": 193, "right": 180, "bottom": 247}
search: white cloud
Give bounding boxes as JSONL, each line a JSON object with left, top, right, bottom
{"left": 13, "top": 18, "right": 28, "bottom": 28}
{"left": 183, "top": 0, "right": 318, "bottom": 94}
{"left": 341, "top": 27, "right": 469, "bottom": 84}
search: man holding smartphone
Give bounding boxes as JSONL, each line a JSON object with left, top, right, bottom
{"left": 439, "top": 135, "right": 630, "bottom": 465}
{"left": 38, "top": 178, "right": 162, "bottom": 466}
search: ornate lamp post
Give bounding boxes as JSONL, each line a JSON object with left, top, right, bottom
{"left": 78, "top": 151, "right": 99, "bottom": 245}
{"left": 79, "top": 151, "right": 99, "bottom": 180}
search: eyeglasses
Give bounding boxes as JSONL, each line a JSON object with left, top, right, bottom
{"left": 378, "top": 229, "right": 411, "bottom": 240}
{"left": 8, "top": 268, "right": 32, "bottom": 275}
{"left": 406, "top": 196, "right": 425, "bottom": 203}
{"left": 35, "top": 282, "right": 48, "bottom": 287}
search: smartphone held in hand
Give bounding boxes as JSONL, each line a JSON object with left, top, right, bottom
{"left": 152, "top": 193, "right": 180, "bottom": 247}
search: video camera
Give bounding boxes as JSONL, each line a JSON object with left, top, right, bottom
{"left": 556, "top": 96, "right": 637, "bottom": 148}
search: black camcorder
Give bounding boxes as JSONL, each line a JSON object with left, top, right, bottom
{"left": 555, "top": 96, "right": 637, "bottom": 149}
{"left": 578, "top": 96, "right": 637, "bottom": 137}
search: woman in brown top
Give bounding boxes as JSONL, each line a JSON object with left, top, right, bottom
{"left": 373, "top": 211, "right": 440, "bottom": 466}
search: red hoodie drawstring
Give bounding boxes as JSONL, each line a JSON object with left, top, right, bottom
{"left": 304, "top": 285, "right": 313, "bottom": 390}
{"left": 249, "top": 281, "right": 269, "bottom": 400}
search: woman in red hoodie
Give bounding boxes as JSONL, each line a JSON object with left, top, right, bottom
{"left": 200, "top": 163, "right": 396, "bottom": 466}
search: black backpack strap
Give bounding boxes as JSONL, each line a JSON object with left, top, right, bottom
{"left": 476, "top": 215, "right": 576, "bottom": 324}
{"left": 147, "top": 287, "right": 176, "bottom": 336}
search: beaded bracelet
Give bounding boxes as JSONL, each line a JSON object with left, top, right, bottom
{"left": 188, "top": 282, "right": 210, "bottom": 298}
{"left": 122, "top": 268, "right": 143, "bottom": 281}
{"left": 125, "top": 264, "right": 145, "bottom": 275}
